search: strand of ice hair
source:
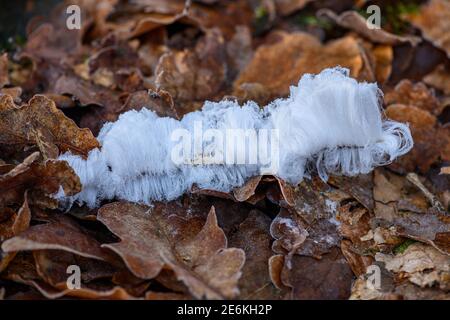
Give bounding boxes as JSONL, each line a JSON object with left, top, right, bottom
{"left": 56, "top": 67, "right": 413, "bottom": 208}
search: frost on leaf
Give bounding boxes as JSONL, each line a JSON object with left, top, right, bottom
{"left": 97, "top": 202, "right": 245, "bottom": 299}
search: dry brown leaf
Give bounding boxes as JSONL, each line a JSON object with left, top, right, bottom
{"left": 78, "top": 88, "right": 179, "bottom": 135}
{"left": 108, "top": 0, "right": 253, "bottom": 40}
{"left": 225, "top": 26, "right": 253, "bottom": 83}
{"left": 424, "top": 64, "right": 450, "bottom": 95}
{"left": 0, "top": 195, "right": 31, "bottom": 272}
{"left": 233, "top": 31, "right": 363, "bottom": 100}
{"left": 34, "top": 250, "right": 117, "bottom": 287}
{"left": 373, "top": 169, "right": 403, "bottom": 204}
{"left": 319, "top": 10, "right": 420, "bottom": 46}
{"left": 155, "top": 29, "right": 227, "bottom": 115}
{"left": 386, "top": 104, "right": 450, "bottom": 173}
{"left": 119, "top": 89, "right": 179, "bottom": 119}
{"left": 389, "top": 40, "right": 447, "bottom": 84}
{"left": 111, "top": 269, "right": 152, "bottom": 297}
{"left": 0, "top": 94, "right": 99, "bottom": 158}
{"left": 385, "top": 80, "right": 443, "bottom": 115}
{"left": 376, "top": 243, "right": 449, "bottom": 290}
{"left": 52, "top": 74, "right": 121, "bottom": 108}
{"left": 145, "top": 291, "right": 192, "bottom": 300}
{"left": 270, "top": 208, "right": 340, "bottom": 259}
{"left": 232, "top": 176, "right": 263, "bottom": 202}
{"left": 350, "top": 262, "right": 448, "bottom": 300}
{"left": 187, "top": 1, "right": 254, "bottom": 40}
{"left": 328, "top": 174, "right": 374, "bottom": 211}
{"left": 0, "top": 53, "right": 9, "bottom": 88}
{"left": 372, "top": 169, "right": 449, "bottom": 254}
{"left": 2, "top": 252, "right": 134, "bottom": 300}
{"left": 338, "top": 203, "right": 373, "bottom": 247}
{"left": 281, "top": 247, "right": 354, "bottom": 300}
{"left": 31, "top": 250, "right": 136, "bottom": 299}
{"left": 229, "top": 210, "right": 283, "bottom": 299}
{"left": 407, "top": 0, "right": 450, "bottom": 58}
{"left": 390, "top": 212, "right": 450, "bottom": 255}
{"left": 274, "top": 0, "right": 314, "bottom": 16}
{"left": 371, "top": 44, "right": 393, "bottom": 84}
{"left": 281, "top": 178, "right": 339, "bottom": 222}
{"left": 107, "top": 2, "right": 189, "bottom": 39}
{"left": 268, "top": 254, "right": 286, "bottom": 290}
{"left": 2, "top": 214, "right": 113, "bottom": 262}
{"left": 340, "top": 239, "right": 373, "bottom": 277}
{"left": 0, "top": 152, "right": 81, "bottom": 208}
{"left": 97, "top": 202, "right": 245, "bottom": 299}
{"left": 192, "top": 175, "right": 264, "bottom": 203}
{"left": 0, "top": 87, "right": 22, "bottom": 104}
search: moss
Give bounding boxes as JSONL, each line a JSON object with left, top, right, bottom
{"left": 296, "top": 13, "right": 333, "bottom": 31}
{"left": 393, "top": 239, "right": 417, "bottom": 255}
{"left": 253, "top": 5, "right": 270, "bottom": 35}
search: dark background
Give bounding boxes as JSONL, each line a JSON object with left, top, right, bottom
{"left": 0, "top": 0, "right": 61, "bottom": 49}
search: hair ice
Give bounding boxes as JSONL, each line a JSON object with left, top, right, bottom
{"left": 57, "top": 67, "right": 413, "bottom": 208}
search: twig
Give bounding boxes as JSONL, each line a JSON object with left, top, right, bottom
{"left": 406, "top": 173, "right": 446, "bottom": 214}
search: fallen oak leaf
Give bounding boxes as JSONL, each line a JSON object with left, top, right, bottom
{"left": 233, "top": 31, "right": 363, "bottom": 100}
{"left": 340, "top": 239, "right": 374, "bottom": 277}
{"left": 145, "top": 291, "right": 192, "bottom": 300}
{"left": 372, "top": 169, "right": 449, "bottom": 254}
{"left": 111, "top": 269, "right": 152, "bottom": 297}
{"left": 0, "top": 152, "right": 80, "bottom": 208}
{"left": 268, "top": 255, "right": 287, "bottom": 291}
{"left": 229, "top": 210, "right": 284, "bottom": 299}
{"left": 384, "top": 80, "right": 443, "bottom": 116}
{"left": 270, "top": 208, "right": 341, "bottom": 259}
{"left": 0, "top": 94, "right": 99, "bottom": 158}
{"left": 1, "top": 214, "right": 113, "bottom": 262}
{"left": 350, "top": 261, "right": 448, "bottom": 300}
{"left": 356, "top": 41, "right": 394, "bottom": 84}
{"left": 275, "top": 177, "right": 340, "bottom": 224}
{"left": 0, "top": 87, "right": 22, "bottom": 104}
{"left": 389, "top": 40, "right": 446, "bottom": 85}
{"left": 318, "top": 10, "right": 421, "bottom": 46}
{"left": 375, "top": 243, "right": 450, "bottom": 290}
{"left": 118, "top": 89, "right": 179, "bottom": 120}
{"left": 274, "top": 0, "right": 314, "bottom": 16}
{"left": 97, "top": 202, "right": 245, "bottom": 299}
{"left": 31, "top": 250, "right": 140, "bottom": 299}
{"left": 2, "top": 253, "right": 135, "bottom": 300}
{"left": 386, "top": 104, "right": 450, "bottom": 173}
{"left": 406, "top": 172, "right": 446, "bottom": 214}
{"left": 33, "top": 250, "right": 117, "bottom": 288}
{"left": 328, "top": 174, "right": 374, "bottom": 212}
{"left": 155, "top": 29, "right": 227, "bottom": 115}
{"left": 424, "top": 64, "right": 450, "bottom": 95}
{"left": 388, "top": 212, "right": 450, "bottom": 255}
{"left": 192, "top": 175, "right": 263, "bottom": 203}
{"left": 0, "top": 53, "right": 9, "bottom": 88}
{"left": 107, "top": 1, "right": 190, "bottom": 40}
{"left": 407, "top": 0, "right": 450, "bottom": 58}
{"left": 0, "top": 194, "right": 31, "bottom": 272}
{"left": 280, "top": 247, "right": 354, "bottom": 300}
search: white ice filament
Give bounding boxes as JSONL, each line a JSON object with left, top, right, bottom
{"left": 57, "top": 67, "right": 413, "bottom": 208}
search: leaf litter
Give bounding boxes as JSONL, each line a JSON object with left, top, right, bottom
{"left": 0, "top": 0, "right": 449, "bottom": 300}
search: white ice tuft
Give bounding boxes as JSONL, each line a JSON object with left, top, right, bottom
{"left": 57, "top": 67, "right": 413, "bottom": 208}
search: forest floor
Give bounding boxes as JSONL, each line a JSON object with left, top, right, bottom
{"left": 0, "top": 0, "right": 449, "bottom": 300}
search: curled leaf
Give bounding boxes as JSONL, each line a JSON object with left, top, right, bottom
{"left": 97, "top": 202, "right": 245, "bottom": 299}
